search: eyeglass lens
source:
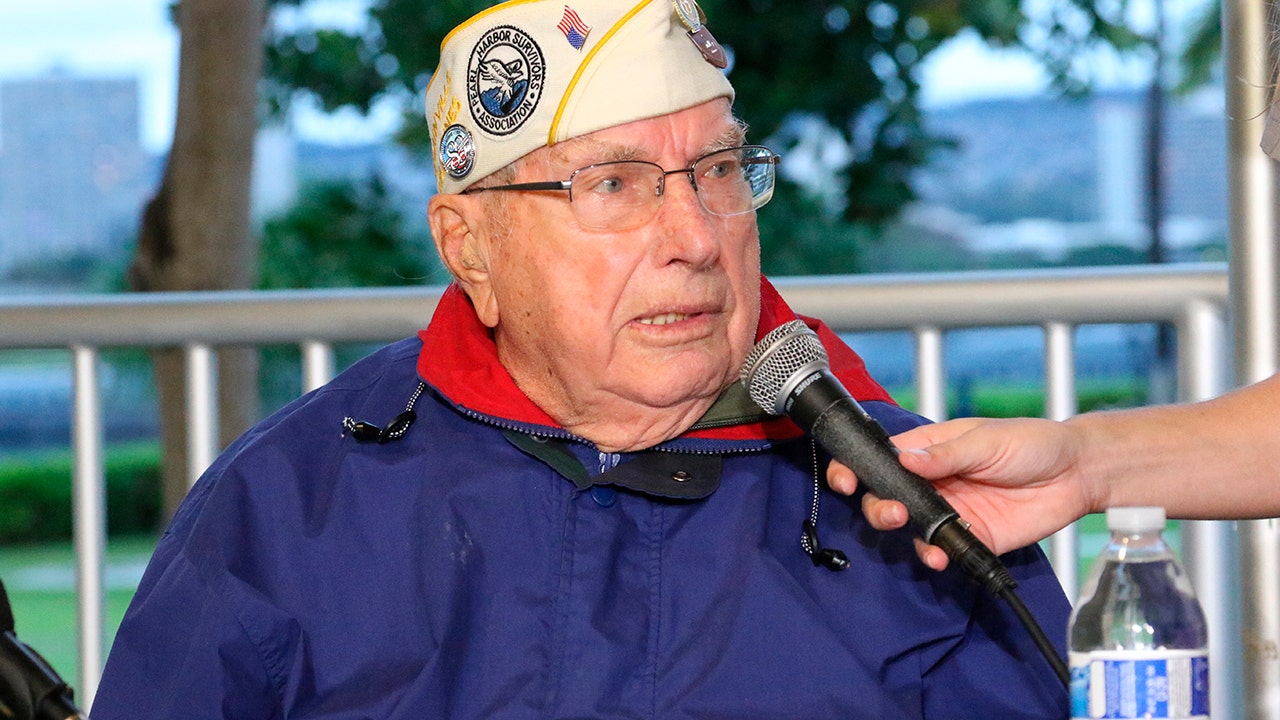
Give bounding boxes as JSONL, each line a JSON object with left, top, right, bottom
{"left": 568, "top": 146, "right": 776, "bottom": 230}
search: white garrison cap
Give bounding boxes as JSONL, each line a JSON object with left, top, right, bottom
{"left": 425, "top": 0, "right": 735, "bottom": 194}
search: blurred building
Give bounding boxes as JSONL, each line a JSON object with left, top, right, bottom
{"left": 0, "top": 74, "right": 154, "bottom": 276}
{"left": 913, "top": 88, "right": 1229, "bottom": 265}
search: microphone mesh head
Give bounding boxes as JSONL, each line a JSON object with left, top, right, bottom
{"left": 739, "top": 319, "right": 829, "bottom": 414}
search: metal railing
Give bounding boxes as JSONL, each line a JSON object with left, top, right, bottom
{"left": 0, "top": 262, "right": 1242, "bottom": 714}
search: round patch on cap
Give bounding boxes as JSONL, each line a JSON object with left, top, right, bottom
{"left": 467, "top": 25, "right": 546, "bottom": 137}
{"left": 438, "top": 124, "right": 476, "bottom": 180}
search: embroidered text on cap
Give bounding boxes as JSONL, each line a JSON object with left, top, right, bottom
{"left": 467, "top": 25, "right": 546, "bottom": 137}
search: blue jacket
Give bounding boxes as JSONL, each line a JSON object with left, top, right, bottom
{"left": 93, "top": 281, "right": 1069, "bottom": 719}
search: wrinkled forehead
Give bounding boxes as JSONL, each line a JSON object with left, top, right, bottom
{"left": 537, "top": 105, "right": 748, "bottom": 168}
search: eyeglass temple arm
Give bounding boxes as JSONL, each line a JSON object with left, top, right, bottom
{"left": 462, "top": 181, "right": 571, "bottom": 195}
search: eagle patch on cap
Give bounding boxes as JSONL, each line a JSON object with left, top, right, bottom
{"left": 467, "top": 25, "right": 547, "bottom": 137}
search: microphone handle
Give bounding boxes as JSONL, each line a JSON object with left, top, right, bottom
{"left": 792, "top": 370, "right": 1016, "bottom": 595}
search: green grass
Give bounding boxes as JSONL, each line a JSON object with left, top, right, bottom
{"left": 0, "top": 440, "right": 164, "bottom": 691}
{"left": 888, "top": 377, "right": 1149, "bottom": 419}
{"left": 1, "top": 534, "right": 159, "bottom": 691}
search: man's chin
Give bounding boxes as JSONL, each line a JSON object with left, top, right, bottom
{"left": 625, "top": 369, "right": 732, "bottom": 411}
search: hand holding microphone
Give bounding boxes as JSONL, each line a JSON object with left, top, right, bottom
{"left": 830, "top": 416, "right": 1098, "bottom": 571}
{"left": 739, "top": 320, "right": 1069, "bottom": 685}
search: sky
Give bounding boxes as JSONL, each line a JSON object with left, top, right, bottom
{"left": 0, "top": 0, "right": 1159, "bottom": 154}
{"left": 0, "top": 0, "right": 180, "bottom": 151}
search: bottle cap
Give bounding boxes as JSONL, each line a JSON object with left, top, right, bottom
{"left": 1106, "top": 506, "right": 1166, "bottom": 533}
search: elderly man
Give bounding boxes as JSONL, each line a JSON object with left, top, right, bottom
{"left": 92, "top": 1, "right": 1069, "bottom": 717}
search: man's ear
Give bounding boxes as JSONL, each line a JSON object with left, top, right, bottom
{"left": 428, "top": 193, "right": 500, "bottom": 328}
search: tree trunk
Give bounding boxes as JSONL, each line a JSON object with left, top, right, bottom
{"left": 131, "top": 0, "right": 266, "bottom": 521}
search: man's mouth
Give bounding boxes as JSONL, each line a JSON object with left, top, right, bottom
{"left": 637, "top": 312, "right": 695, "bottom": 326}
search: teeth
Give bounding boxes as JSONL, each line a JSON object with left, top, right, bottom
{"left": 638, "top": 312, "right": 691, "bottom": 326}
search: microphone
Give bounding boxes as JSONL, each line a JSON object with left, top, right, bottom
{"left": 739, "top": 320, "right": 1015, "bottom": 596}
{"left": 0, "top": 578, "right": 87, "bottom": 720}
{"left": 740, "top": 320, "right": 1071, "bottom": 687}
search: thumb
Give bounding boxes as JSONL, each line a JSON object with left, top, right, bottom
{"left": 895, "top": 445, "right": 945, "bottom": 478}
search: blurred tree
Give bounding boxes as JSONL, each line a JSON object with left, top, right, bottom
{"left": 258, "top": 175, "right": 441, "bottom": 290}
{"left": 131, "top": 0, "right": 267, "bottom": 520}
{"left": 1175, "top": 1, "right": 1221, "bottom": 94}
{"left": 1064, "top": 243, "right": 1148, "bottom": 266}
{"left": 255, "top": 174, "right": 444, "bottom": 412}
{"left": 261, "top": 0, "right": 1150, "bottom": 275}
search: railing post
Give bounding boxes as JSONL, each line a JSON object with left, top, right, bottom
{"left": 1223, "top": 0, "right": 1280, "bottom": 716}
{"left": 1178, "top": 297, "right": 1242, "bottom": 719}
{"left": 913, "top": 326, "right": 946, "bottom": 421}
{"left": 71, "top": 345, "right": 106, "bottom": 710}
{"left": 301, "top": 339, "right": 335, "bottom": 393}
{"left": 184, "top": 343, "right": 219, "bottom": 487}
{"left": 1043, "top": 322, "right": 1079, "bottom": 598}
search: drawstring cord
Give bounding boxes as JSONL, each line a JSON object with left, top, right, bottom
{"left": 802, "top": 439, "right": 850, "bottom": 571}
{"left": 342, "top": 382, "right": 426, "bottom": 443}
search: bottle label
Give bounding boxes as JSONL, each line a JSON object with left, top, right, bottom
{"left": 1069, "top": 649, "right": 1209, "bottom": 719}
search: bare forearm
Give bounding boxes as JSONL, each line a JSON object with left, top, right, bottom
{"left": 1069, "top": 374, "right": 1280, "bottom": 520}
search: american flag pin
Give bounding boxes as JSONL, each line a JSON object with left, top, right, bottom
{"left": 557, "top": 6, "right": 591, "bottom": 50}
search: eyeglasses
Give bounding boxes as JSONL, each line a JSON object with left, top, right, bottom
{"left": 462, "top": 145, "right": 780, "bottom": 231}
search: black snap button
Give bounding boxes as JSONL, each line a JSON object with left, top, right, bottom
{"left": 672, "top": 471, "right": 691, "bottom": 483}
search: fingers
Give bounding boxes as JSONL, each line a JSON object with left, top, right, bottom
{"left": 828, "top": 461, "right": 912, "bottom": 531}
{"left": 890, "top": 419, "right": 995, "bottom": 481}
{"left": 826, "top": 459, "right": 857, "bottom": 495}
{"left": 828, "top": 459, "right": 951, "bottom": 571}
{"left": 860, "top": 491, "right": 908, "bottom": 531}
{"left": 828, "top": 446, "right": 936, "bottom": 536}
{"left": 914, "top": 538, "right": 951, "bottom": 572}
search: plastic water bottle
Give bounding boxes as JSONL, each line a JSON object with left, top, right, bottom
{"left": 1068, "top": 506, "right": 1209, "bottom": 719}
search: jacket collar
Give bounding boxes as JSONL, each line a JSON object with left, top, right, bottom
{"left": 417, "top": 276, "right": 893, "bottom": 444}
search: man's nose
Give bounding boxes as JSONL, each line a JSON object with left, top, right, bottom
{"left": 658, "top": 170, "right": 713, "bottom": 223}
{"left": 653, "top": 172, "right": 721, "bottom": 268}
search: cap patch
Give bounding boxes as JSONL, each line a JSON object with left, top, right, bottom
{"left": 430, "top": 72, "right": 464, "bottom": 187}
{"left": 467, "top": 25, "right": 547, "bottom": 137}
{"left": 672, "top": 0, "right": 726, "bottom": 69}
{"left": 438, "top": 124, "right": 477, "bottom": 180}
{"left": 557, "top": 6, "right": 592, "bottom": 51}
